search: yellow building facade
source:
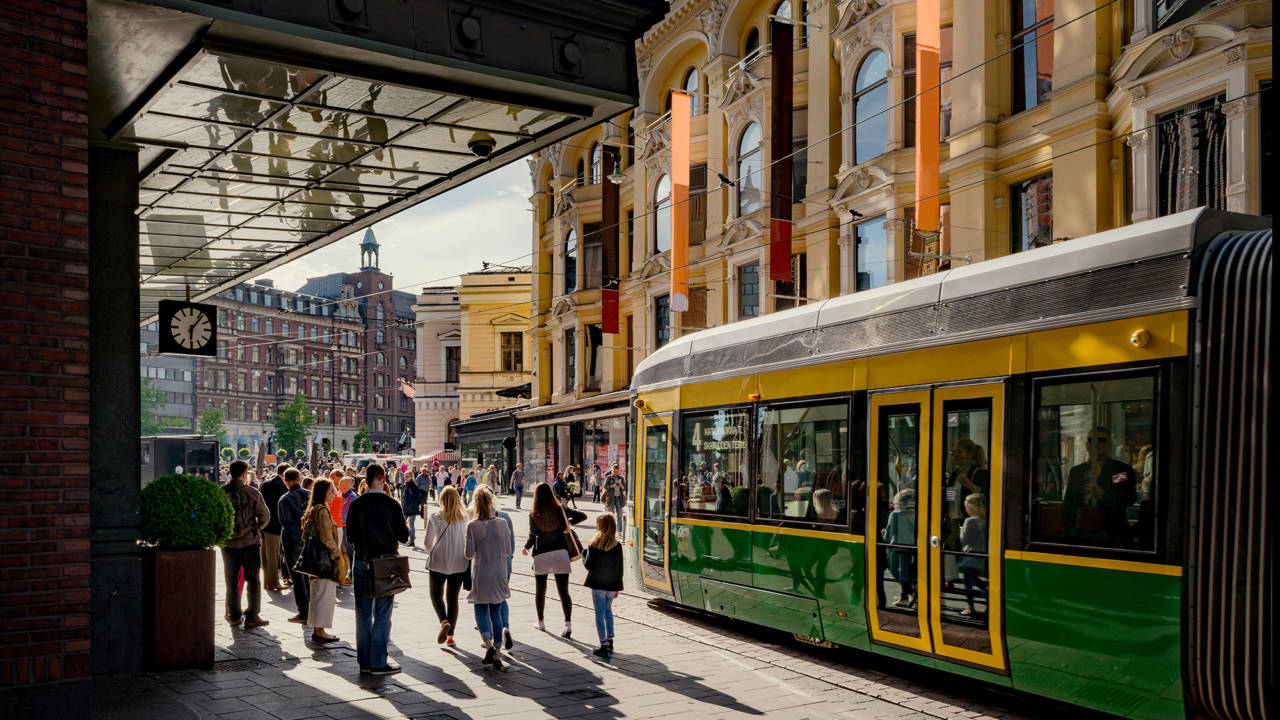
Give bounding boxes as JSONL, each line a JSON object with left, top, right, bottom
{"left": 523, "top": 0, "right": 1271, "bottom": 473}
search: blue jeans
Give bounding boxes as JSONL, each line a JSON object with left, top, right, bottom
{"left": 473, "top": 602, "right": 505, "bottom": 643}
{"left": 591, "top": 589, "right": 615, "bottom": 644}
{"left": 405, "top": 513, "right": 417, "bottom": 545}
{"left": 353, "top": 560, "right": 395, "bottom": 670}
{"left": 514, "top": 485, "right": 523, "bottom": 509}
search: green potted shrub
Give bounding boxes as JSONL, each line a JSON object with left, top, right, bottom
{"left": 294, "top": 449, "right": 305, "bottom": 459}
{"left": 139, "top": 473, "right": 233, "bottom": 671}
{"left": 220, "top": 447, "right": 233, "bottom": 460}
{"left": 237, "top": 447, "right": 251, "bottom": 459}
{"left": 730, "top": 486, "right": 751, "bottom": 515}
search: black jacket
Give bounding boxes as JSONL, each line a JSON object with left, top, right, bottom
{"left": 524, "top": 506, "right": 587, "bottom": 556}
{"left": 260, "top": 476, "right": 287, "bottom": 535}
{"left": 346, "top": 489, "right": 409, "bottom": 561}
{"left": 277, "top": 485, "right": 309, "bottom": 549}
{"left": 582, "top": 543, "right": 623, "bottom": 591}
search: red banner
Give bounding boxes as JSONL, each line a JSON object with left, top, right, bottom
{"left": 601, "top": 144, "right": 620, "bottom": 333}
{"left": 769, "top": 20, "right": 794, "bottom": 282}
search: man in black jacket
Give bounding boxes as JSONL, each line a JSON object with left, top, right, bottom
{"left": 259, "top": 463, "right": 289, "bottom": 591}
{"left": 346, "top": 464, "right": 408, "bottom": 675}
{"left": 276, "top": 467, "right": 310, "bottom": 624}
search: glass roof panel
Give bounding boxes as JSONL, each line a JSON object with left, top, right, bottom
{"left": 355, "top": 147, "right": 473, "bottom": 174}
{"left": 152, "top": 191, "right": 277, "bottom": 215}
{"left": 311, "top": 76, "right": 458, "bottom": 119}
{"left": 138, "top": 189, "right": 166, "bottom": 206}
{"left": 269, "top": 106, "right": 416, "bottom": 144}
{"left": 175, "top": 176, "right": 299, "bottom": 201}
{"left": 140, "top": 208, "right": 255, "bottom": 230}
{"left": 182, "top": 53, "right": 324, "bottom": 100}
{"left": 165, "top": 147, "right": 220, "bottom": 168}
{"left": 239, "top": 214, "right": 346, "bottom": 233}
{"left": 287, "top": 188, "right": 398, "bottom": 208}
{"left": 432, "top": 100, "right": 569, "bottom": 135}
{"left": 142, "top": 173, "right": 190, "bottom": 191}
{"left": 266, "top": 201, "right": 373, "bottom": 222}
{"left": 233, "top": 131, "right": 370, "bottom": 164}
{"left": 221, "top": 227, "right": 322, "bottom": 243}
{"left": 395, "top": 124, "right": 522, "bottom": 155}
{"left": 140, "top": 232, "right": 210, "bottom": 250}
{"left": 123, "top": 113, "right": 248, "bottom": 149}
{"left": 205, "top": 152, "right": 340, "bottom": 179}
{"left": 324, "top": 166, "right": 438, "bottom": 189}
{"left": 153, "top": 84, "right": 284, "bottom": 125}
{"left": 206, "top": 238, "right": 308, "bottom": 255}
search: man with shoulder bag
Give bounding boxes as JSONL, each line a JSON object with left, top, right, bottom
{"left": 222, "top": 460, "right": 271, "bottom": 628}
{"left": 345, "top": 463, "right": 409, "bottom": 675}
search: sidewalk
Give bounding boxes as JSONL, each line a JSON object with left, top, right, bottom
{"left": 93, "top": 496, "right": 1028, "bottom": 720}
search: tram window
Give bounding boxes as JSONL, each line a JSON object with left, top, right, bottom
{"left": 1031, "top": 374, "right": 1157, "bottom": 551}
{"left": 758, "top": 401, "right": 848, "bottom": 525}
{"left": 679, "top": 409, "right": 751, "bottom": 517}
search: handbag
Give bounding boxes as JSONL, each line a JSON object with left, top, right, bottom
{"left": 560, "top": 505, "right": 584, "bottom": 562}
{"left": 369, "top": 554, "right": 411, "bottom": 598}
{"left": 295, "top": 530, "right": 334, "bottom": 579}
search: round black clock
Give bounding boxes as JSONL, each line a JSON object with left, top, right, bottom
{"left": 157, "top": 300, "right": 218, "bottom": 356}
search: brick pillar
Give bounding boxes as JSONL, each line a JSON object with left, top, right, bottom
{"left": 0, "top": 0, "right": 93, "bottom": 689}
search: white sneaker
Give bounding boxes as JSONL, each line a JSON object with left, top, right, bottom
{"left": 561, "top": 623, "right": 572, "bottom": 639}
{"left": 534, "top": 621, "right": 545, "bottom": 632}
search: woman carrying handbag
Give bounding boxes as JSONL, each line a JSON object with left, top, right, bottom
{"left": 423, "top": 485, "right": 469, "bottom": 647}
{"left": 521, "top": 482, "right": 587, "bottom": 638}
{"left": 300, "top": 479, "right": 345, "bottom": 644}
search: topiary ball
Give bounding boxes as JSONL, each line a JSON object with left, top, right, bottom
{"left": 220, "top": 447, "right": 233, "bottom": 458}
{"left": 140, "top": 474, "right": 233, "bottom": 550}
{"left": 237, "top": 448, "right": 251, "bottom": 459}
{"left": 730, "top": 485, "right": 751, "bottom": 515}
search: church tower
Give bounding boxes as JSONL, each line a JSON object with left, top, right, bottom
{"left": 359, "top": 228, "right": 380, "bottom": 271}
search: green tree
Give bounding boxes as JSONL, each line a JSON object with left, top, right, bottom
{"left": 353, "top": 424, "right": 371, "bottom": 452}
{"left": 273, "top": 393, "right": 317, "bottom": 457}
{"left": 141, "top": 378, "right": 166, "bottom": 436}
{"left": 198, "top": 407, "right": 227, "bottom": 443}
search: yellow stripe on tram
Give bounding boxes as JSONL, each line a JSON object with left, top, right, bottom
{"left": 672, "top": 517, "right": 865, "bottom": 544}
{"left": 1004, "top": 550, "right": 1182, "bottom": 577}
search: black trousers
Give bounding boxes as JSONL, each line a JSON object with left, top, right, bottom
{"left": 428, "top": 569, "right": 467, "bottom": 631}
{"left": 221, "top": 544, "right": 262, "bottom": 619}
{"left": 281, "top": 540, "right": 310, "bottom": 620}
{"left": 534, "top": 573, "right": 572, "bottom": 622}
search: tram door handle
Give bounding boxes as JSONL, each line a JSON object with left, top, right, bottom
{"left": 929, "top": 536, "right": 940, "bottom": 548}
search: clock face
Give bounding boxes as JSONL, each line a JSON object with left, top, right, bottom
{"left": 170, "top": 306, "right": 213, "bottom": 350}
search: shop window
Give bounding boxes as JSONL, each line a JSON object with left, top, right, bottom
{"left": 738, "top": 262, "right": 760, "bottom": 319}
{"left": 678, "top": 408, "right": 751, "bottom": 518}
{"left": 854, "top": 51, "right": 889, "bottom": 165}
{"left": 1031, "top": 373, "right": 1157, "bottom": 551}
{"left": 1157, "top": 96, "right": 1226, "bottom": 217}
{"left": 758, "top": 401, "right": 848, "bottom": 524}
{"left": 856, "top": 217, "right": 888, "bottom": 290}
{"left": 501, "top": 332, "right": 523, "bottom": 372}
{"left": 1011, "top": 173, "right": 1053, "bottom": 252}
{"left": 737, "top": 123, "right": 763, "bottom": 216}
{"left": 1012, "top": 0, "right": 1054, "bottom": 114}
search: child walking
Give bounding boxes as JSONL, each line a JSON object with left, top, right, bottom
{"left": 582, "top": 513, "right": 623, "bottom": 658}
{"left": 958, "top": 493, "right": 988, "bottom": 616}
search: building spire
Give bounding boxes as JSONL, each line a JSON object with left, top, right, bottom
{"left": 360, "top": 228, "right": 380, "bottom": 271}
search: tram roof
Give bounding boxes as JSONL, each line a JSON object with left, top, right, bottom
{"left": 632, "top": 209, "right": 1266, "bottom": 392}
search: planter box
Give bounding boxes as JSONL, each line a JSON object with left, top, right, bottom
{"left": 143, "top": 548, "right": 215, "bottom": 670}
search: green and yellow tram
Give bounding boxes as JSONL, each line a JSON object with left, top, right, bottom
{"left": 624, "top": 209, "right": 1271, "bottom": 720}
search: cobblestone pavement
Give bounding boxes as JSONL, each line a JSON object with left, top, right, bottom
{"left": 101, "top": 496, "right": 1079, "bottom": 720}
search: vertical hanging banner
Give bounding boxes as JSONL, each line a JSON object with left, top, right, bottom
{"left": 670, "top": 91, "right": 691, "bottom": 312}
{"left": 601, "top": 144, "right": 620, "bottom": 333}
{"left": 769, "top": 19, "right": 794, "bottom": 282}
{"left": 915, "top": 0, "right": 941, "bottom": 242}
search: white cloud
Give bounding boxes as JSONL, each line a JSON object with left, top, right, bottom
{"left": 261, "top": 163, "right": 532, "bottom": 294}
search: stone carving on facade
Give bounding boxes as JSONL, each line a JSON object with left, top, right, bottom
{"left": 721, "top": 63, "right": 763, "bottom": 107}
{"left": 1222, "top": 97, "right": 1255, "bottom": 117}
{"left": 1126, "top": 128, "right": 1150, "bottom": 150}
{"left": 636, "top": 53, "right": 652, "bottom": 84}
{"left": 717, "top": 216, "right": 764, "bottom": 249}
{"left": 1130, "top": 84, "right": 1147, "bottom": 100}
{"left": 1164, "top": 28, "right": 1195, "bottom": 61}
{"left": 551, "top": 298, "right": 576, "bottom": 318}
{"left": 725, "top": 95, "right": 764, "bottom": 138}
{"left": 1222, "top": 44, "right": 1244, "bottom": 64}
{"left": 697, "top": 0, "right": 730, "bottom": 36}
{"left": 638, "top": 253, "right": 671, "bottom": 279}
{"left": 639, "top": 126, "right": 671, "bottom": 174}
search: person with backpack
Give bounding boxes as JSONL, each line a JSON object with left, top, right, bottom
{"left": 221, "top": 460, "right": 271, "bottom": 628}
{"left": 583, "top": 513, "right": 623, "bottom": 658}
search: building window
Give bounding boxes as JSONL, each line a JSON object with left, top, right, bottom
{"left": 775, "top": 253, "right": 808, "bottom": 311}
{"left": 743, "top": 27, "right": 760, "bottom": 57}
{"left": 564, "top": 229, "right": 578, "bottom": 294}
{"left": 856, "top": 217, "right": 888, "bottom": 291}
{"left": 1011, "top": 173, "right": 1054, "bottom": 252}
{"left": 759, "top": 400, "right": 848, "bottom": 523}
{"left": 501, "top": 331, "right": 523, "bottom": 372}
{"left": 282, "top": 321, "right": 289, "bottom": 336}
{"left": 654, "top": 295, "right": 670, "bottom": 349}
{"left": 737, "top": 122, "right": 763, "bottom": 216}
{"left": 683, "top": 67, "right": 700, "bottom": 115}
{"left": 586, "top": 324, "right": 603, "bottom": 390}
{"left": 903, "top": 28, "right": 954, "bottom": 146}
{"left": 251, "top": 317, "right": 259, "bottom": 333}
{"left": 679, "top": 408, "right": 751, "bottom": 517}
{"left": 582, "top": 222, "right": 602, "bottom": 290}
{"left": 1012, "top": 0, "right": 1053, "bottom": 114}
{"left": 576, "top": 158, "right": 585, "bottom": 187}
{"left": 589, "top": 143, "right": 602, "bottom": 184}
{"left": 800, "top": 1, "right": 810, "bottom": 47}
{"left": 1157, "top": 96, "right": 1227, "bottom": 217}
{"left": 854, "top": 51, "right": 889, "bottom": 165}
{"left": 564, "top": 327, "right": 576, "bottom": 393}
{"left": 738, "top": 262, "right": 760, "bottom": 319}
{"left": 376, "top": 304, "right": 384, "bottom": 322}
{"left": 445, "top": 346, "right": 460, "bottom": 383}
{"left": 653, "top": 176, "right": 671, "bottom": 254}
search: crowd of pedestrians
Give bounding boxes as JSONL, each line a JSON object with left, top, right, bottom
{"left": 216, "top": 456, "right": 630, "bottom": 673}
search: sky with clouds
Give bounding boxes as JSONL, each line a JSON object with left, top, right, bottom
{"left": 260, "top": 161, "right": 533, "bottom": 295}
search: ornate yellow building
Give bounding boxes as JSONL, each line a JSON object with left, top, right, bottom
{"left": 522, "top": 0, "right": 1271, "bottom": 475}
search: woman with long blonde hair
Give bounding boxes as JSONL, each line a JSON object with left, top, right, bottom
{"left": 423, "top": 485, "right": 469, "bottom": 646}
{"left": 582, "top": 513, "right": 622, "bottom": 657}
{"left": 465, "top": 487, "right": 512, "bottom": 668}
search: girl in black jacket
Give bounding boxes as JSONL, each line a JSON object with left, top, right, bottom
{"left": 583, "top": 513, "right": 623, "bottom": 658}
{"left": 521, "top": 483, "right": 587, "bottom": 637}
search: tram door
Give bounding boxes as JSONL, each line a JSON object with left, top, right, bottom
{"left": 867, "top": 384, "right": 1006, "bottom": 671}
{"left": 638, "top": 415, "right": 673, "bottom": 594}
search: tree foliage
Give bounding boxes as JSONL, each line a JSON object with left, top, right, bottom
{"left": 273, "top": 393, "right": 317, "bottom": 456}
{"left": 141, "top": 377, "right": 166, "bottom": 436}
{"left": 353, "top": 424, "right": 371, "bottom": 452}
{"left": 198, "top": 407, "right": 227, "bottom": 443}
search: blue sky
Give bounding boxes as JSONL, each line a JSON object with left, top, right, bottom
{"left": 261, "top": 161, "right": 533, "bottom": 294}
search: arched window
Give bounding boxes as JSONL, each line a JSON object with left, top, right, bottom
{"left": 589, "top": 144, "right": 602, "bottom": 184}
{"left": 737, "top": 122, "right": 763, "bottom": 216}
{"left": 576, "top": 158, "right": 585, "bottom": 186}
{"left": 375, "top": 304, "right": 384, "bottom": 322}
{"left": 653, "top": 175, "right": 671, "bottom": 253}
{"left": 774, "top": 0, "right": 791, "bottom": 19}
{"left": 682, "top": 67, "right": 700, "bottom": 115}
{"left": 743, "top": 27, "right": 761, "bottom": 57}
{"left": 853, "top": 50, "right": 890, "bottom": 165}
{"left": 564, "top": 229, "right": 578, "bottom": 294}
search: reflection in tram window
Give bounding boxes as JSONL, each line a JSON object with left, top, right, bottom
{"left": 758, "top": 402, "right": 848, "bottom": 524}
{"left": 875, "top": 406, "right": 922, "bottom": 637}
{"left": 641, "top": 425, "right": 668, "bottom": 575}
{"left": 938, "top": 400, "right": 993, "bottom": 648}
{"left": 1032, "top": 374, "right": 1156, "bottom": 550}
{"left": 680, "top": 409, "right": 751, "bottom": 517}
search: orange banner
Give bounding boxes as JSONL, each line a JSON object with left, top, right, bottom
{"left": 915, "top": 0, "right": 940, "bottom": 236}
{"left": 670, "top": 91, "right": 690, "bottom": 312}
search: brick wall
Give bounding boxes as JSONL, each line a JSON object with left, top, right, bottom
{"left": 0, "top": 0, "right": 92, "bottom": 687}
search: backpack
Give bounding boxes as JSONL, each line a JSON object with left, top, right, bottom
{"left": 225, "top": 484, "right": 262, "bottom": 544}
